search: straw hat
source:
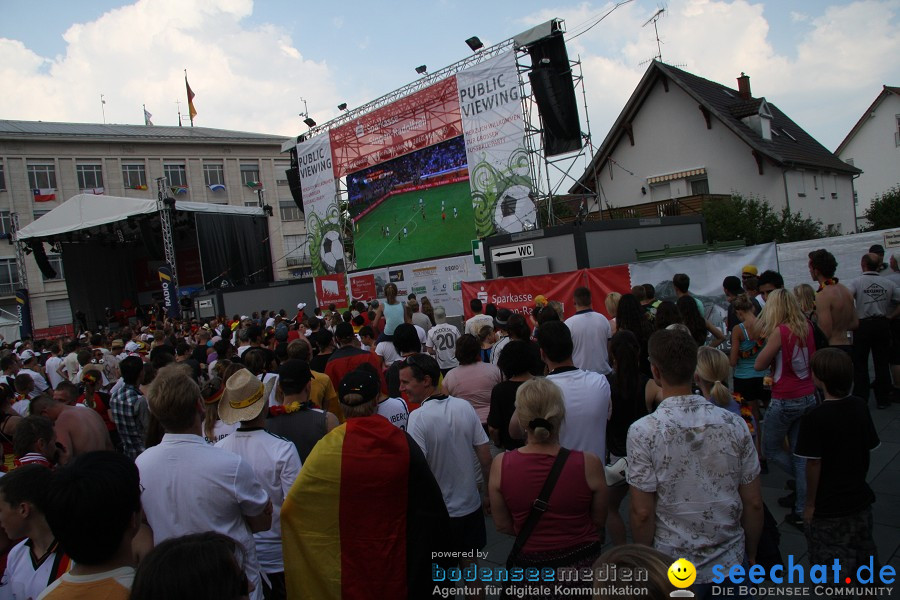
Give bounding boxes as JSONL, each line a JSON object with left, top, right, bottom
{"left": 218, "top": 368, "right": 275, "bottom": 425}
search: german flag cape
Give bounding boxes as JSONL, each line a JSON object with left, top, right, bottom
{"left": 282, "top": 415, "right": 449, "bottom": 599}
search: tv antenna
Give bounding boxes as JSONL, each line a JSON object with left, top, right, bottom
{"left": 640, "top": 8, "right": 666, "bottom": 65}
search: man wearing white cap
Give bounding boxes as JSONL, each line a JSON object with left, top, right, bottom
{"left": 18, "top": 350, "right": 49, "bottom": 399}
{"left": 217, "top": 369, "right": 300, "bottom": 600}
{"left": 136, "top": 365, "right": 272, "bottom": 600}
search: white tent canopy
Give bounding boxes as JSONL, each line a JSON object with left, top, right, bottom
{"left": 17, "top": 194, "right": 265, "bottom": 240}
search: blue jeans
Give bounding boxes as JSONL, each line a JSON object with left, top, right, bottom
{"left": 763, "top": 395, "right": 817, "bottom": 514}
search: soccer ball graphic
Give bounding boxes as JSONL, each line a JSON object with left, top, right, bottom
{"left": 320, "top": 230, "right": 345, "bottom": 273}
{"left": 494, "top": 185, "right": 536, "bottom": 234}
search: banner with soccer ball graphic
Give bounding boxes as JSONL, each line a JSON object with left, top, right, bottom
{"left": 295, "top": 50, "right": 532, "bottom": 276}
{"left": 456, "top": 51, "right": 535, "bottom": 236}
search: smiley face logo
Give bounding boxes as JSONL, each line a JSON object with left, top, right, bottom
{"left": 668, "top": 558, "right": 697, "bottom": 588}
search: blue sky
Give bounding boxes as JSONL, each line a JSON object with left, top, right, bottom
{"left": 1, "top": 0, "right": 898, "bottom": 155}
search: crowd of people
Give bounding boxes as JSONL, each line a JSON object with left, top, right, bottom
{"left": 0, "top": 244, "right": 893, "bottom": 599}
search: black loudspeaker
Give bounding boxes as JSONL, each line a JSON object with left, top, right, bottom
{"left": 28, "top": 241, "right": 57, "bottom": 279}
{"left": 527, "top": 33, "right": 582, "bottom": 156}
{"left": 285, "top": 166, "right": 304, "bottom": 213}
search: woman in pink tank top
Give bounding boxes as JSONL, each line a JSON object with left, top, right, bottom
{"left": 488, "top": 378, "right": 607, "bottom": 599}
{"left": 754, "top": 289, "right": 817, "bottom": 529}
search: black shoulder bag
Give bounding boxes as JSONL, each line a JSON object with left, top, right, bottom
{"left": 505, "top": 448, "right": 571, "bottom": 570}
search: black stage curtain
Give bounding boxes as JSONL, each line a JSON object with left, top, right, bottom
{"left": 61, "top": 242, "right": 140, "bottom": 331}
{"left": 195, "top": 213, "right": 273, "bottom": 289}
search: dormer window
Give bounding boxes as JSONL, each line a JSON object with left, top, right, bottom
{"left": 757, "top": 100, "right": 772, "bottom": 141}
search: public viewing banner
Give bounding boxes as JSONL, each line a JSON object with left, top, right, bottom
{"left": 457, "top": 51, "right": 535, "bottom": 237}
{"left": 314, "top": 274, "right": 349, "bottom": 311}
{"left": 349, "top": 254, "right": 480, "bottom": 317}
{"left": 296, "top": 135, "right": 342, "bottom": 276}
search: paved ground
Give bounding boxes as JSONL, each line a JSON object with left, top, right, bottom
{"left": 469, "top": 401, "right": 900, "bottom": 599}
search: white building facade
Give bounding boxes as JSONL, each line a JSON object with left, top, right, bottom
{"left": 836, "top": 86, "right": 900, "bottom": 229}
{"left": 0, "top": 121, "right": 311, "bottom": 332}
{"left": 574, "top": 62, "right": 860, "bottom": 235}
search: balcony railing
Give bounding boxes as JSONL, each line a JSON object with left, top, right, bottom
{"left": 0, "top": 282, "right": 20, "bottom": 297}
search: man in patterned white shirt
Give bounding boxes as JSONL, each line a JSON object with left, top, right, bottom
{"left": 627, "top": 329, "right": 763, "bottom": 596}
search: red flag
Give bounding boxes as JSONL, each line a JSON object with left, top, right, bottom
{"left": 185, "top": 76, "right": 197, "bottom": 121}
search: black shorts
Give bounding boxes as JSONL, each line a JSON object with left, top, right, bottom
{"left": 733, "top": 376, "right": 766, "bottom": 404}
{"left": 447, "top": 507, "right": 487, "bottom": 554}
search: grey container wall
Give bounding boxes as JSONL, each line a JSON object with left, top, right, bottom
{"left": 483, "top": 215, "right": 705, "bottom": 277}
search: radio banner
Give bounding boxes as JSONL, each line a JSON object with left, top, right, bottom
{"left": 457, "top": 51, "right": 535, "bottom": 237}
{"left": 157, "top": 265, "right": 180, "bottom": 319}
{"left": 15, "top": 290, "right": 33, "bottom": 340}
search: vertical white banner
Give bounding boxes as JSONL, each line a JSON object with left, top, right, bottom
{"left": 295, "top": 135, "right": 341, "bottom": 276}
{"left": 457, "top": 51, "right": 535, "bottom": 236}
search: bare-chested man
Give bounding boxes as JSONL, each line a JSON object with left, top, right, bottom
{"left": 30, "top": 384, "right": 113, "bottom": 463}
{"left": 809, "top": 249, "right": 858, "bottom": 350}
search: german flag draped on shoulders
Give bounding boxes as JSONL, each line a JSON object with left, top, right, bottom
{"left": 281, "top": 414, "right": 449, "bottom": 599}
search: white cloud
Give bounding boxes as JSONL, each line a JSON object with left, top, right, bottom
{"left": 790, "top": 11, "right": 809, "bottom": 22}
{"left": 333, "top": 16, "right": 345, "bottom": 29}
{"left": 0, "top": 0, "right": 339, "bottom": 135}
{"left": 521, "top": 0, "right": 899, "bottom": 153}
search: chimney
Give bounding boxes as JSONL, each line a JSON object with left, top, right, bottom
{"left": 737, "top": 72, "right": 751, "bottom": 100}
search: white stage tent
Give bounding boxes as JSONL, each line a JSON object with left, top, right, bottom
{"left": 17, "top": 194, "right": 273, "bottom": 330}
{"left": 17, "top": 194, "right": 264, "bottom": 240}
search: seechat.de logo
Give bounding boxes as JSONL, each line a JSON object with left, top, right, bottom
{"left": 668, "top": 558, "right": 696, "bottom": 598}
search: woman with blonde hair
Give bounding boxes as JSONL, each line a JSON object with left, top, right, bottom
{"left": 593, "top": 545, "right": 675, "bottom": 600}
{"left": 754, "top": 288, "right": 816, "bottom": 529}
{"left": 696, "top": 347, "right": 757, "bottom": 444}
{"left": 792, "top": 283, "right": 817, "bottom": 319}
{"left": 604, "top": 292, "right": 622, "bottom": 334}
{"left": 489, "top": 378, "right": 606, "bottom": 599}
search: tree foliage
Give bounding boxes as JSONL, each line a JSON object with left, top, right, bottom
{"left": 703, "top": 194, "right": 825, "bottom": 245}
{"left": 863, "top": 185, "right": 900, "bottom": 231}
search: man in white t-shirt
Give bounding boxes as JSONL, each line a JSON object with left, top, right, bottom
{"left": 217, "top": 369, "right": 302, "bottom": 600}
{"left": 18, "top": 350, "right": 49, "bottom": 399}
{"left": 62, "top": 341, "right": 81, "bottom": 384}
{"left": 136, "top": 365, "right": 272, "bottom": 600}
{"left": 464, "top": 299, "right": 493, "bottom": 337}
{"left": 564, "top": 286, "right": 612, "bottom": 375}
{"left": 403, "top": 353, "right": 490, "bottom": 585}
{"left": 426, "top": 307, "right": 460, "bottom": 374}
{"left": 512, "top": 321, "right": 611, "bottom": 459}
{"left": 43, "top": 342, "right": 66, "bottom": 391}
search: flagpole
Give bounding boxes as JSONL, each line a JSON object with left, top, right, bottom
{"left": 100, "top": 94, "right": 106, "bottom": 124}
{"left": 176, "top": 100, "right": 182, "bottom": 127}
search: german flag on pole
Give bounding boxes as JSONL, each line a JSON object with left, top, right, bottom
{"left": 281, "top": 415, "right": 448, "bottom": 600}
{"left": 185, "top": 71, "right": 197, "bottom": 126}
